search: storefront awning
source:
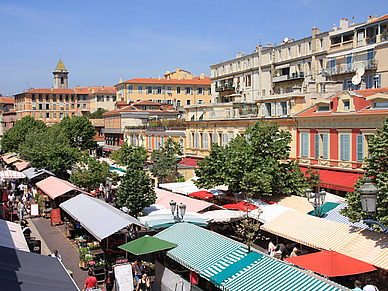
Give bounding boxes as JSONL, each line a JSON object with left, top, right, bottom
{"left": 0, "top": 245, "right": 79, "bottom": 291}
{"left": 22, "top": 168, "right": 55, "bottom": 180}
{"left": 155, "top": 223, "right": 345, "bottom": 291}
{"left": 36, "top": 177, "right": 82, "bottom": 200}
{"left": 262, "top": 210, "right": 388, "bottom": 271}
{"left": 177, "top": 157, "right": 199, "bottom": 167}
{"left": 14, "top": 161, "right": 30, "bottom": 171}
{"left": 301, "top": 167, "right": 362, "bottom": 193}
{"left": 0, "top": 219, "right": 29, "bottom": 252}
{"left": 60, "top": 194, "right": 142, "bottom": 241}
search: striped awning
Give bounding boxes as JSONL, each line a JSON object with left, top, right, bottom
{"left": 262, "top": 211, "right": 388, "bottom": 270}
{"left": 0, "top": 170, "right": 26, "bottom": 179}
{"left": 155, "top": 223, "right": 346, "bottom": 291}
{"left": 322, "top": 204, "right": 373, "bottom": 230}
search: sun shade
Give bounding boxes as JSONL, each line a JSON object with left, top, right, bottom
{"left": 285, "top": 250, "right": 376, "bottom": 277}
{"left": 119, "top": 235, "right": 178, "bottom": 255}
{"left": 60, "top": 194, "right": 142, "bottom": 241}
{"left": 36, "top": 176, "right": 81, "bottom": 199}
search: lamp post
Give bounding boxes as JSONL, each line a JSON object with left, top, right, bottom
{"left": 359, "top": 178, "right": 388, "bottom": 234}
{"left": 305, "top": 188, "right": 326, "bottom": 216}
{"left": 169, "top": 200, "right": 186, "bottom": 223}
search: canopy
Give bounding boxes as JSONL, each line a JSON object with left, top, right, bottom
{"left": 4, "top": 156, "right": 23, "bottom": 165}
{"left": 189, "top": 190, "right": 214, "bottom": 200}
{"left": 155, "top": 223, "right": 345, "bottom": 291}
{"left": 307, "top": 202, "right": 339, "bottom": 217}
{"left": 118, "top": 235, "right": 178, "bottom": 255}
{"left": 60, "top": 194, "right": 142, "bottom": 241}
{"left": 262, "top": 210, "right": 388, "bottom": 271}
{"left": 0, "top": 245, "right": 79, "bottom": 291}
{"left": 154, "top": 188, "right": 217, "bottom": 213}
{"left": 159, "top": 182, "right": 206, "bottom": 195}
{"left": 0, "top": 170, "right": 26, "bottom": 179}
{"left": 202, "top": 210, "right": 245, "bottom": 223}
{"left": 1, "top": 153, "right": 17, "bottom": 160}
{"left": 222, "top": 201, "right": 258, "bottom": 211}
{"left": 285, "top": 250, "right": 377, "bottom": 277}
{"left": 0, "top": 219, "right": 29, "bottom": 252}
{"left": 22, "top": 168, "right": 55, "bottom": 180}
{"left": 139, "top": 209, "right": 208, "bottom": 230}
{"left": 322, "top": 204, "right": 373, "bottom": 230}
{"left": 250, "top": 203, "right": 297, "bottom": 224}
{"left": 14, "top": 161, "right": 30, "bottom": 172}
{"left": 36, "top": 176, "right": 81, "bottom": 200}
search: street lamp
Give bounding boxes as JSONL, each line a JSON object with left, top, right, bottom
{"left": 305, "top": 188, "right": 313, "bottom": 201}
{"left": 169, "top": 200, "right": 186, "bottom": 222}
{"left": 305, "top": 188, "right": 326, "bottom": 216}
{"left": 359, "top": 178, "right": 388, "bottom": 234}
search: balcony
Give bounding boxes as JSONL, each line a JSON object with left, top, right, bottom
{"left": 273, "top": 72, "right": 305, "bottom": 83}
{"left": 330, "top": 39, "right": 353, "bottom": 53}
{"left": 322, "top": 59, "right": 378, "bottom": 76}
{"left": 215, "top": 85, "right": 235, "bottom": 92}
{"left": 204, "top": 107, "right": 258, "bottom": 120}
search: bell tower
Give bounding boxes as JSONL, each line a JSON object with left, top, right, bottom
{"left": 53, "top": 59, "right": 69, "bottom": 89}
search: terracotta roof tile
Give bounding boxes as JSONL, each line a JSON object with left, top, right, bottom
{"left": 0, "top": 97, "right": 15, "bottom": 104}
{"left": 370, "top": 13, "right": 388, "bottom": 24}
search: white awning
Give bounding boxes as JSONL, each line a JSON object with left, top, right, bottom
{"left": 326, "top": 43, "right": 377, "bottom": 59}
{"left": 60, "top": 194, "right": 142, "bottom": 241}
{"left": 0, "top": 219, "right": 29, "bottom": 252}
{"left": 275, "top": 63, "right": 290, "bottom": 70}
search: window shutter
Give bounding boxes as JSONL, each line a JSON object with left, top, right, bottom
{"left": 340, "top": 135, "right": 344, "bottom": 160}
{"left": 214, "top": 133, "right": 218, "bottom": 144}
{"left": 379, "top": 74, "right": 382, "bottom": 88}
{"left": 343, "top": 79, "right": 347, "bottom": 90}
{"left": 162, "top": 87, "right": 165, "bottom": 94}
{"left": 228, "top": 133, "right": 233, "bottom": 143}
{"left": 197, "top": 88, "right": 199, "bottom": 95}
{"left": 261, "top": 103, "right": 265, "bottom": 117}
{"left": 322, "top": 134, "right": 328, "bottom": 159}
{"left": 188, "top": 134, "right": 191, "bottom": 148}
{"left": 315, "top": 134, "right": 319, "bottom": 158}
{"left": 271, "top": 102, "right": 275, "bottom": 116}
{"left": 191, "top": 87, "right": 193, "bottom": 95}
{"left": 344, "top": 135, "right": 350, "bottom": 161}
{"left": 357, "top": 135, "right": 363, "bottom": 161}
{"left": 301, "top": 134, "right": 308, "bottom": 157}
{"left": 202, "top": 87, "right": 205, "bottom": 95}
{"left": 277, "top": 102, "right": 281, "bottom": 117}
{"left": 369, "top": 75, "right": 373, "bottom": 89}
{"left": 286, "top": 101, "right": 290, "bottom": 116}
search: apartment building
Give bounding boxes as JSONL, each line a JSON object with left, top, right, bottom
{"left": 115, "top": 68, "right": 212, "bottom": 108}
{"left": 0, "top": 96, "right": 15, "bottom": 134}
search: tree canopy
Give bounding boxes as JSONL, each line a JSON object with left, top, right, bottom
{"left": 86, "top": 109, "right": 108, "bottom": 119}
{"left": 150, "top": 137, "right": 183, "bottom": 184}
{"left": 342, "top": 118, "right": 388, "bottom": 229}
{"left": 58, "top": 116, "right": 97, "bottom": 151}
{"left": 194, "top": 121, "right": 307, "bottom": 197}
{"left": 110, "top": 142, "right": 148, "bottom": 169}
{"left": 1, "top": 116, "right": 47, "bottom": 152}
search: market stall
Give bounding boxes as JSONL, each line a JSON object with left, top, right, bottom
{"left": 0, "top": 219, "right": 29, "bottom": 252}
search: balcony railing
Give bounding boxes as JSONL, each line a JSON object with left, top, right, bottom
{"left": 204, "top": 108, "right": 258, "bottom": 120}
{"left": 322, "top": 59, "right": 378, "bottom": 76}
{"left": 273, "top": 72, "right": 305, "bottom": 83}
{"left": 215, "top": 85, "right": 235, "bottom": 92}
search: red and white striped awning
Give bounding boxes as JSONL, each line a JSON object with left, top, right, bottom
{"left": 0, "top": 170, "right": 26, "bottom": 179}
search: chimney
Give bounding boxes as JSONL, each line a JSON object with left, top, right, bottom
{"left": 339, "top": 18, "right": 348, "bottom": 29}
{"left": 199, "top": 73, "right": 204, "bottom": 79}
{"left": 312, "top": 26, "right": 320, "bottom": 37}
{"left": 51, "top": 87, "right": 53, "bottom": 91}
{"left": 158, "top": 75, "right": 161, "bottom": 80}
{"left": 119, "top": 77, "right": 122, "bottom": 83}
{"left": 267, "top": 42, "right": 272, "bottom": 47}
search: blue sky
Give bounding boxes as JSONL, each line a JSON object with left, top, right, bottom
{"left": 1, "top": 0, "right": 387, "bottom": 96}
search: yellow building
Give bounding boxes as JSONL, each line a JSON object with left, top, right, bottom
{"left": 115, "top": 68, "right": 212, "bottom": 108}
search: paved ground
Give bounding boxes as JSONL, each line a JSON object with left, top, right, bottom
{"left": 29, "top": 217, "right": 88, "bottom": 289}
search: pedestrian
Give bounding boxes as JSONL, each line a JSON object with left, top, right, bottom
{"left": 353, "top": 280, "right": 363, "bottom": 291}
{"left": 17, "top": 200, "right": 24, "bottom": 221}
{"left": 51, "top": 250, "right": 62, "bottom": 261}
{"left": 82, "top": 270, "right": 98, "bottom": 291}
{"left": 267, "top": 239, "right": 276, "bottom": 256}
{"left": 290, "top": 247, "right": 298, "bottom": 257}
{"left": 104, "top": 265, "right": 115, "bottom": 291}
{"left": 281, "top": 242, "right": 292, "bottom": 260}
{"left": 132, "top": 259, "right": 143, "bottom": 287}
{"left": 363, "top": 277, "right": 379, "bottom": 291}
{"left": 136, "top": 273, "right": 150, "bottom": 291}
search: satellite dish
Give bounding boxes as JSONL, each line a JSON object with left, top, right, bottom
{"left": 352, "top": 75, "right": 361, "bottom": 85}
{"left": 357, "top": 67, "right": 365, "bottom": 77}
{"left": 284, "top": 37, "right": 289, "bottom": 43}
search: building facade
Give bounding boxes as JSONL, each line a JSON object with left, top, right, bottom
{"left": 115, "top": 68, "right": 212, "bottom": 108}
{"left": 0, "top": 96, "right": 15, "bottom": 135}
{"left": 295, "top": 87, "right": 388, "bottom": 194}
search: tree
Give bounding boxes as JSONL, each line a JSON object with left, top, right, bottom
{"left": 19, "top": 125, "right": 80, "bottom": 176}
{"left": 150, "top": 137, "right": 183, "bottom": 184}
{"left": 70, "top": 154, "right": 109, "bottom": 191}
{"left": 86, "top": 109, "right": 108, "bottom": 119}
{"left": 303, "top": 166, "right": 322, "bottom": 192}
{"left": 1, "top": 116, "right": 46, "bottom": 152}
{"left": 117, "top": 168, "right": 156, "bottom": 217}
{"left": 59, "top": 116, "right": 97, "bottom": 151}
{"left": 342, "top": 118, "right": 388, "bottom": 229}
{"left": 194, "top": 121, "right": 306, "bottom": 198}
{"left": 111, "top": 142, "right": 148, "bottom": 169}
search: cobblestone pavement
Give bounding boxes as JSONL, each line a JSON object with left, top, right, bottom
{"left": 29, "top": 217, "right": 88, "bottom": 289}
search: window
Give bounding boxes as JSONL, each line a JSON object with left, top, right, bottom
{"left": 157, "top": 86, "right": 162, "bottom": 94}
{"left": 32, "top": 112, "right": 35, "bottom": 118}
{"left": 113, "top": 95, "right": 116, "bottom": 102}
{"left": 261, "top": 102, "right": 275, "bottom": 117}
{"left": 344, "top": 100, "right": 350, "bottom": 110}
{"left": 45, "top": 104, "right": 50, "bottom": 110}
{"left": 198, "top": 100, "right": 203, "bottom": 104}
{"left": 322, "top": 134, "right": 328, "bottom": 159}
{"left": 148, "top": 136, "right": 152, "bottom": 149}
{"left": 71, "top": 95, "right": 75, "bottom": 102}
{"left": 83, "top": 104, "right": 86, "bottom": 109}
{"left": 45, "top": 95, "right": 49, "bottom": 102}
{"left": 146, "top": 86, "right": 152, "bottom": 94}
{"left": 315, "top": 134, "right": 319, "bottom": 159}
{"left": 31, "top": 94, "right": 36, "bottom": 102}
{"left": 211, "top": 133, "right": 218, "bottom": 144}
{"left": 357, "top": 135, "right": 363, "bottom": 162}
{"left": 53, "top": 112, "right": 56, "bottom": 119}
{"left": 59, "top": 95, "right": 63, "bottom": 102}
{"left": 340, "top": 134, "right": 350, "bottom": 161}
{"left": 128, "top": 85, "right": 133, "bottom": 94}
{"left": 185, "top": 87, "right": 192, "bottom": 95}
{"left": 301, "top": 133, "right": 309, "bottom": 157}
{"left": 374, "top": 102, "right": 388, "bottom": 108}
{"left": 197, "top": 87, "right": 204, "bottom": 95}
{"left": 45, "top": 112, "right": 50, "bottom": 118}
{"left": 315, "top": 134, "right": 328, "bottom": 159}
{"left": 161, "top": 136, "right": 164, "bottom": 148}
{"left": 277, "top": 101, "right": 290, "bottom": 117}
{"left": 288, "top": 47, "right": 291, "bottom": 59}
{"left": 186, "top": 100, "right": 191, "bottom": 106}
{"left": 71, "top": 104, "right": 75, "bottom": 109}
{"left": 208, "top": 87, "right": 211, "bottom": 95}
{"left": 167, "top": 86, "right": 172, "bottom": 94}
{"left": 66, "top": 95, "right": 69, "bottom": 102}
{"left": 138, "top": 86, "right": 143, "bottom": 94}
{"left": 106, "top": 96, "right": 110, "bottom": 101}
{"left": 38, "top": 104, "right": 43, "bottom": 110}
{"left": 39, "top": 94, "right": 43, "bottom": 102}
{"left": 66, "top": 104, "right": 69, "bottom": 110}
{"left": 53, "top": 94, "right": 56, "bottom": 102}
{"left": 177, "top": 87, "right": 181, "bottom": 94}
{"left": 221, "top": 133, "right": 228, "bottom": 147}
{"left": 202, "top": 133, "right": 208, "bottom": 150}
{"left": 318, "top": 105, "right": 330, "bottom": 112}
{"left": 176, "top": 100, "right": 181, "bottom": 107}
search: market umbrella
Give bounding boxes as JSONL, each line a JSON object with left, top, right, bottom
{"left": 0, "top": 170, "right": 26, "bottom": 179}
{"left": 222, "top": 201, "right": 258, "bottom": 211}
{"left": 188, "top": 190, "right": 214, "bottom": 200}
{"left": 118, "top": 235, "right": 178, "bottom": 256}
{"left": 285, "top": 250, "right": 377, "bottom": 277}
{"left": 139, "top": 209, "right": 208, "bottom": 230}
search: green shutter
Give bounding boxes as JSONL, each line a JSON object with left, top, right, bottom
{"left": 357, "top": 135, "right": 363, "bottom": 161}
{"left": 322, "top": 134, "right": 328, "bottom": 159}
{"left": 315, "top": 134, "right": 319, "bottom": 158}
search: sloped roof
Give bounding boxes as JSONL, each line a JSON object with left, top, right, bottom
{"left": 55, "top": 59, "right": 67, "bottom": 71}
{"left": 120, "top": 76, "right": 211, "bottom": 86}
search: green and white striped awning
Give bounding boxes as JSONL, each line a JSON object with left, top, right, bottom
{"left": 154, "top": 223, "right": 348, "bottom": 291}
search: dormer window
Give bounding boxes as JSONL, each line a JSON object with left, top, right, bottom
{"left": 366, "top": 93, "right": 388, "bottom": 109}
{"left": 374, "top": 102, "right": 388, "bottom": 108}
{"left": 318, "top": 105, "right": 330, "bottom": 112}
{"left": 344, "top": 100, "right": 350, "bottom": 110}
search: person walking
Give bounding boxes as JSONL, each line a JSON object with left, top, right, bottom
{"left": 136, "top": 273, "right": 150, "bottom": 291}
{"left": 104, "top": 265, "right": 115, "bottom": 291}
{"left": 82, "top": 270, "right": 98, "bottom": 291}
{"left": 17, "top": 200, "right": 24, "bottom": 221}
{"left": 51, "top": 250, "right": 62, "bottom": 261}
{"left": 132, "top": 259, "right": 143, "bottom": 287}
